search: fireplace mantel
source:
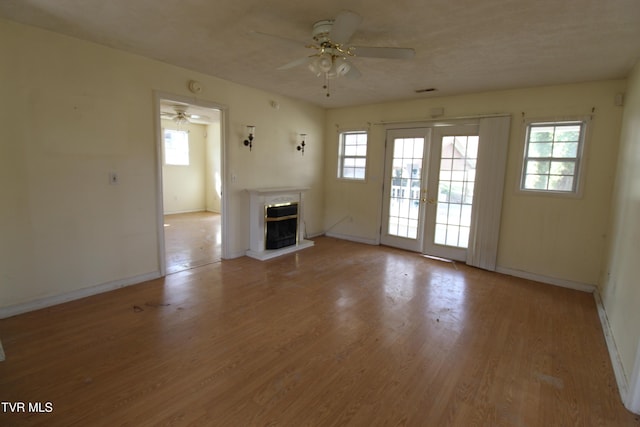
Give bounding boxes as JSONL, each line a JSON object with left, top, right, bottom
{"left": 246, "top": 187, "right": 314, "bottom": 260}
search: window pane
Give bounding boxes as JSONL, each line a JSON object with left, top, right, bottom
{"left": 550, "top": 161, "right": 575, "bottom": 175}
{"left": 527, "top": 160, "right": 550, "bottom": 174}
{"left": 344, "top": 145, "right": 357, "bottom": 156}
{"left": 440, "top": 158, "right": 452, "bottom": 172}
{"left": 434, "top": 224, "right": 447, "bottom": 245}
{"left": 437, "top": 203, "right": 449, "bottom": 223}
{"left": 466, "top": 137, "right": 479, "bottom": 158}
{"left": 525, "top": 175, "right": 549, "bottom": 190}
{"left": 528, "top": 143, "right": 553, "bottom": 157}
{"left": 445, "top": 225, "right": 460, "bottom": 246}
{"left": 552, "top": 142, "right": 578, "bottom": 158}
{"left": 447, "top": 203, "right": 461, "bottom": 225}
{"left": 530, "top": 127, "right": 554, "bottom": 142}
{"left": 393, "top": 139, "right": 404, "bottom": 158}
{"left": 460, "top": 205, "right": 472, "bottom": 227}
{"left": 459, "top": 226, "right": 470, "bottom": 248}
{"left": 555, "top": 125, "right": 581, "bottom": 141}
{"left": 442, "top": 137, "right": 455, "bottom": 157}
{"left": 548, "top": 175, "right": 574, "bottom": 191}
{"left": 354, "top": 158, "right": 366, "bottom": 168}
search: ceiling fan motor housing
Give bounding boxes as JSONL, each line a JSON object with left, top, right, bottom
{"left": 312, "top": 20, "right": 334, "bottom": 44}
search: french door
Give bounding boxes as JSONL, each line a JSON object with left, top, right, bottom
{"left": 381, "top": 125, "right": 480, "bottom": 261}
{"left": 380, "top": 129, "right": 431, "bottom": 252}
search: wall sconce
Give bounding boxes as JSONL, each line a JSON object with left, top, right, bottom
{"left": 297, "top": 134, "right": 306, "bottom": 155}
{"left": 243, "top": 125, "right": 255, "bottom": 151}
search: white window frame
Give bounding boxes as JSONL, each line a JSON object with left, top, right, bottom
{"left": 337, "top": 130, "right": 368, "bottom": 181}
{"left": 163, "top": 129, "right": 190, "bottom": 166}
{"left": 519, "top": 117, "right": 589, "bottom": 196}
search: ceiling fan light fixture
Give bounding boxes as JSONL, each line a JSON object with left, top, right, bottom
{"left": 173, "top": 114, "right": 189, "bottom": 125}
{"left": 333, "top": 56, "right": 351, "bottom": 76}
{"left": 318, "top": 54, "right": 333, "bottom": 73}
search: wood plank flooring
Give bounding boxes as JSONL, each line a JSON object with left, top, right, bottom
{"left": 1, "top": 237, "right": 638, "bottom": 426}
{"left": 164, "top": 212, "right": 221, "bottom": 274}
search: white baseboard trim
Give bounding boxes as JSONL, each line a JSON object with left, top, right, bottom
{"left": 593, "top": 290, "right": 630, "bottom": 407}
{"left": 0, "top": 271, "right": 162, "bottom": 320}
{"left": 325, "top": 231, "right": 379, "bottom": 246}
{"left": 164, "top": 209, "right": 206, "bottom": 215}
{"left": 495, "top": 266, "right": 596, "bottom": 293}
{"left": 626, "top": 339, "right": 640, "bottom": 414}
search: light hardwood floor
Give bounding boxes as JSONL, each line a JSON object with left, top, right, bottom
{"left": 164, "top": 212, "right": 221, "bottom": 274}
{"left": 1, "top": 237, "right": 638, "bottom": 426}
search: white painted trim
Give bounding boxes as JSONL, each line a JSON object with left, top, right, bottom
{"left": 0, "top": 271, "right": 161, "bottom": 320}
{"left": 495, "top": 266, "right": 596, "bottom": 292}
{"left": 593, "top": 290, "right": 630, "bottom": 408}
{"left": 626, "top": 338, "right": 640, "bottom": 414}
{"left": 153, "top": 91, "right": 230, "bottom": 267}
{"left": 325, "top": 231, "right": 379, "bottom": 246}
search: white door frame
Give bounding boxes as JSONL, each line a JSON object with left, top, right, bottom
{"left": 153, "top": 91, "right": 230, "bottom": 275}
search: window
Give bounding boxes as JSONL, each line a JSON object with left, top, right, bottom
{"left": 338, "top": 131, "right": 368, "bottom": 180}
{"left": 164, "top": 129, "right": 190, "bottom": 165}
{"left": 521, "top": 120, "right": 586, "bottom": 193}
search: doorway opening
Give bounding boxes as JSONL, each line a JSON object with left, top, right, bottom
{"left": 156, "top": 94, "right": 225, "bottom": 274}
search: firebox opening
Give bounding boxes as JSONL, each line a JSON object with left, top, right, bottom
{"left": 265, "top": 202, "right": 298, "bottom": 250}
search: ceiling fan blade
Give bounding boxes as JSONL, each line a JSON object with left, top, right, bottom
{"left": 351, "top": 46, "right": 415, "bottom": 60}
{"left": 249, "top": 31, "right": 306, "bottom": 51}
{"left": 344, "top": 62, "right": 362, "bottom": 79}
{"left": 330, "top": 10, "right": 362, "bottom": 45}
{"left": 188, "top": 114, "right": 211, "bottom": 121}
{"left": 277, "top": 56, "right": 311, "bottom": 70}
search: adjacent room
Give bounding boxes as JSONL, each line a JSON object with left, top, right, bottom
{"left": 160, "top": 99, "right": 223, "bottom": 273}
{"left": 1, "top": 1, "right": 640, "bottom": 425}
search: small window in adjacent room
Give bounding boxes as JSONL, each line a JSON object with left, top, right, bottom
{"left": 520, "top": 120, "right": 587, "bottom": 194}
{"left": 164, "top": 129, "right": 190, "bottom": 166}
{"left": 338, "top": 131, "right": 368, "bottom": 180}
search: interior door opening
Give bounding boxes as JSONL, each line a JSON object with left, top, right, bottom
{"left": 157, "top": 96, "right": 225, "bottom": 275}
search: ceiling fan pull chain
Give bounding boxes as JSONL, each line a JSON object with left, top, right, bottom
{"left": 324, "top": 73, "right": 330, "bottom": 97}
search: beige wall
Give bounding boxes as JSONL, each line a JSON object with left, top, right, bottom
{"left": 0, "top": 18, "right": 325, "bottom": 310}
{"left": 601, "top": 61, "right": 640, "bottom": 386}
{"left": 161, "top": 119, "right": 207, "bottom": 214}
{"left": 324, "top": 80, "right": 626, "bottom": 286}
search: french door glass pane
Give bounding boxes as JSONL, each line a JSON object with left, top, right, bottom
{"left": 388, "top": 138, "right": 424, "bottom": 239}
{"left": 433, "top": 136, "right": 478, "bottom": 248}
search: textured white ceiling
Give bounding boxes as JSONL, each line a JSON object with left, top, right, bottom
{"left": 2, "top": 0, "right": 639, "bottom": 108}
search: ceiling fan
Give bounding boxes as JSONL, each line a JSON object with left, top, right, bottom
{"left": 254, "top": 10, "right": 415, "bottom": 97}
{"left": 160, "top": 105, "right": 208, "bottom": 125}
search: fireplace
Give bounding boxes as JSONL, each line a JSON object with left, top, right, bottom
{"left": 246, "top": 188, "right": 314, "bottom": 260}
{"left": 265, "top": 202, "right": 298, "bottom": 249}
